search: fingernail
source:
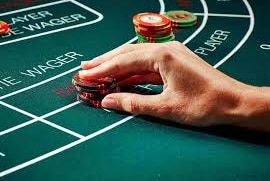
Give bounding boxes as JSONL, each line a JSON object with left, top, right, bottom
{"left": 102, "top": 97, "right": 117, "bottom": 108}
{"left": 81, "top": 61, "right": 88, "bottom": 65}
{"left": 81, "top": 61, "right": 88, "bottom": 68}
{"left": 78, "top": 70, "right": 86, "bottom": 76}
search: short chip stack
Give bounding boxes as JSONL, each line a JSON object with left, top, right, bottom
{"left": 0, "top": 21, "right": 10, "bottom": 36}
{"left": 72, "top": 73, "right": 119, "bottom": 108}
{"left": 164, "top": 10, "right": 197, "bottom": 28}
{"left": 133, "top": 13, "right": 175, "bottom": 43}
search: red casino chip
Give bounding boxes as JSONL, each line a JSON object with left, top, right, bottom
{"left": 77, "top": 93, "right": 103, "bottom": 108}
{"left": 75, "top": 84, "right": 118, "bottom": 94}
{"left": 72, "top": 73, "right": 115, "bottom": 90}
{"left": 133, "top": 13, "right": 171, "bottom": 29}
{"left": 0, "top": 21, "right": 10, "bottom": 36}
{"left": 135, "top": 26, "right": 172, "bottom": 38}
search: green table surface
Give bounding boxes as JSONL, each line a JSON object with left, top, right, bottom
{"left": 0, "top": 0, "right": 270, "bottom": 180}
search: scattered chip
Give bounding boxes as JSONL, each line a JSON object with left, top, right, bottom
{"left": 0, "top": 21, "right": 10, "bottom": 36}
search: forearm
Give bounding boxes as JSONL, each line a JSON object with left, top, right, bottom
{"left": 233, "top": 86, "right": 270, "bottom": 132}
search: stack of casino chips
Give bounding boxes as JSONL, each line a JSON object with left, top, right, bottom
{"left": 133, "top": 13, "right": 175, "bottom": 43}
{"left": 0, "top": 21, "right": 11, "bottom": 36}
{"left": 164, "top": 10, "right": 197, "bottom": 28}
{"left": 72, "top": 73, "right": 119, "bottom": 108}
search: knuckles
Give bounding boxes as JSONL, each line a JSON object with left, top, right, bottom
{"left": 122, "top": 94, "right": 140, "bottom": 113}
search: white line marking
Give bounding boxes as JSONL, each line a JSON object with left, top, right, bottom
{"left": 0, "top": 152, "right": 5, "bottom": 157}
{"left": 260, "top": 44, "right": 270, "bottom": 50}
{"left": 0, "top": 0, "right": 104, "bottom": 46}
{"left": 158, "top": 0, "right": 165, "bottom": 13}
{"left": 0, "top": 21, "right": 103, "bottom": 46}
{"left": 0, "top": 101, "right": 80, "bottom": 136}
{"left": 0, "top": 115, "right": 135, "bottom": 177}
{"left": 0, "top": 0, "right": 68, "bottom": 16}
{"left": 41, "top": 101, "right": 81, "bottom": 118}
{"left": 40, "top": 119, "right": 84, "bottom": 138}
{"left": 195, "top": 13, "right": 250, "bottom": 18}
{"left": 0, "top": 101, "right": 84, "bottom": 139}
{"left": 0, "top": 101, "right": 36, "bottom": 118}
{"left": 214, "top": 0, "right": 254, "bottom": 68}
{"left": 0, "top": 66, "right": 80, "bottom": 100}
{"left": 0, "top": 119, "right": 37, "bottom": 136}
{"left": 102, "top": 108, "right": 111, "bottom": 112}
{"left": 183, "top": 0, "right": 208, "bottom": 45}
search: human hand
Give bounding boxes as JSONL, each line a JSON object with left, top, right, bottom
{"left": 79, "top": 41, "right": 248, "bottom": 127}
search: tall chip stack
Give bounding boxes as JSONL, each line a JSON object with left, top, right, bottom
{"left": 133, "top": 13, "right": 175, "bottom": 43}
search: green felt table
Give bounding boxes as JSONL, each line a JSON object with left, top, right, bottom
{"left": 0, "top": 0, "right": 270, "bottom": 180}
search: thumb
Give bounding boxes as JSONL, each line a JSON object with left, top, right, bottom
{"left": 102, "top": 93, "right": 162, "bottom": 116}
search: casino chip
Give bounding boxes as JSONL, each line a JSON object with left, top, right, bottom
{"left": 133, "top": 13, "right": 175, "bottom": 43}
{"left": 164, "top": 10, "right": 197, "bottom": 28}
{"left": 72, "top": 73, "right": 119, "bottom": 108}
{"left": 0, "top": 21, "right": 10, "bottom": 36}
{"left": 72, "top": 73, "right": 115, "bottom": 90}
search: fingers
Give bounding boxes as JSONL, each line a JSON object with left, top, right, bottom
{"left": 81, "top": 43, "right": 153, "bottom": 69}
{"left": 81, "top": 44, "right": 135, "bottom": 69}
{"left": 101, "top": 93, "right": 164, "bottom": 116}
{"left": 118, "top": 73, "right": 162, "bottom": 86}
{"left": 79, "top": 50, "right": 154, "bottom": 79}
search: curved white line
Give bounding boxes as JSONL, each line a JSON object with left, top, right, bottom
{"left": 195, "top": 13, "right": 250, "bottom": 18}
{"left": 214, "top": 0, "right": 255, "bottom": 68}
{"left": 158, "top": 0, "right": 165, "bottom": 13}
{"left": 183, "top": 0, "right": 208, "bottom": 45}
{"left": 0, "top": 0, "right": 104, "bottom": 46}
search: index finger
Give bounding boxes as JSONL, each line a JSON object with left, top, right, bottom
{"left": 81, "top": 43, "right": 154, "bottom": 70}
{"left": 79, "top": 50, "right": 155, "bottom": 79}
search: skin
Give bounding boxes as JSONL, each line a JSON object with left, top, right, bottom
{"left": 79, "top": 41, "right": 270, "bottom": 132}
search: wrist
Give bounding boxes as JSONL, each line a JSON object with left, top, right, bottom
{"left": 231, "top": 85, "right": 270, "bottom": 132}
